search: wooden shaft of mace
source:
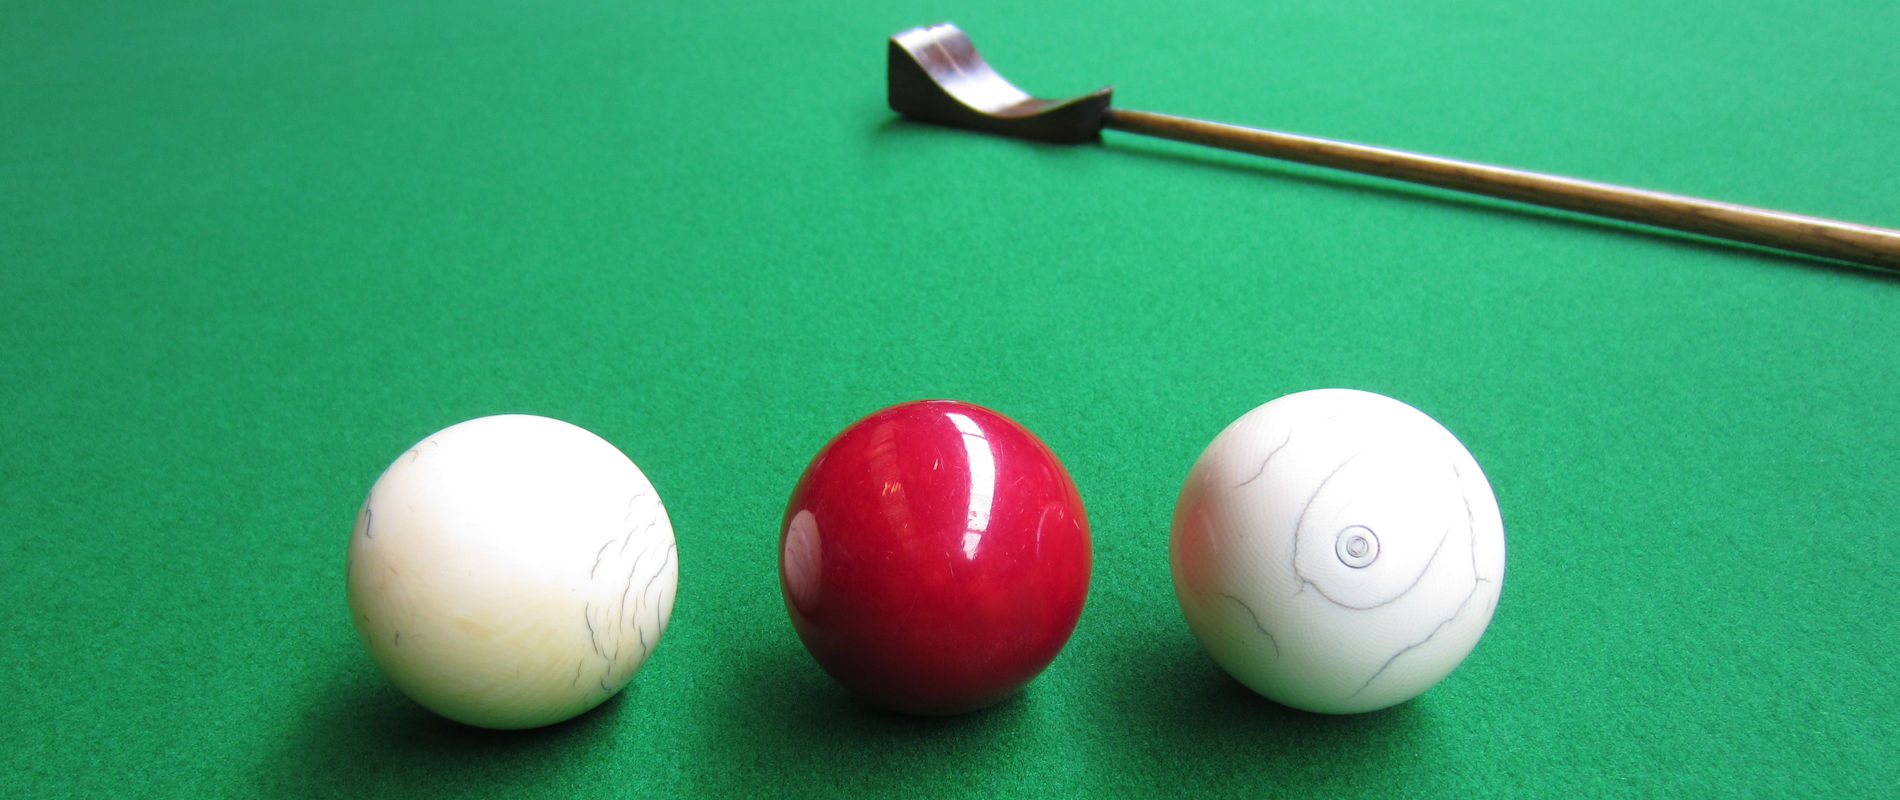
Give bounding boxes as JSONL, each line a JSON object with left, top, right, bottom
{"left": 1102, "top": 108, "right": 1900, "bottom": 272}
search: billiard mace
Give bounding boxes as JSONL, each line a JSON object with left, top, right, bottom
{"left": 889, "top": 23, "right": 1900, "bottom": 273}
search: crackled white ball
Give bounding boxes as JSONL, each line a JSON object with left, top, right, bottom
{"left": 1170, "top": 389, "right": 1504, "bottom": 714}
{"left": 346, "top": 415, "right": 678, "bottom": 729}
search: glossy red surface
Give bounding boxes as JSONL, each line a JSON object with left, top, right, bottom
{"left": 780, "top": 400, "right": 1092, "bottom": 715}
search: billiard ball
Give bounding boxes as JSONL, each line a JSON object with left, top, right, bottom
{"left": 780, "top": 400, "right": 1091, "bottom": 715}
{"left": 1170, "top": 389, "right": 1505, "bottom": 714}
{"left": 346, "top": 414, "right": 678, "bottom": 729}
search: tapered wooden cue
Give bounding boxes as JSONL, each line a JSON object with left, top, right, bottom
{"left": 889, "top": 23, "right": 1900, "bottom": 273}
{"left": 1102, "top": 110, "right": 1899, "bottom": 270}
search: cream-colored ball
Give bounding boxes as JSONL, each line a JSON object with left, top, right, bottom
{"left": 1170, "top": 389, "right": 1504, "bottom": 713}
{"left": 346, "top": 415, "right": 677, "bottom": 729}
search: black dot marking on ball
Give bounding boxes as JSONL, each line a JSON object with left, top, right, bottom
{"left": 1335, "top": 525, "right": 1379, "bottom": 568}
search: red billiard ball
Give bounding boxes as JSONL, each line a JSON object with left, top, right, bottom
{"left": 779, "top": 400, "right": 1092, "bottom": 715}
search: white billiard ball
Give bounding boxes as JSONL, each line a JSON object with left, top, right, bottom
{"left": 1170, "top": 389, "right": 1505, "bottom": 714}
{"left": 346, "top": 415, "right": 678, "bottom": 729}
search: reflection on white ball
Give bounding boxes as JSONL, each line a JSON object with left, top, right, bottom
{"left": 346, "top": 415, "right": 678, "bottom": 729}
{"left": 1170, "top": 389, "right": 1504, "bottom": 714}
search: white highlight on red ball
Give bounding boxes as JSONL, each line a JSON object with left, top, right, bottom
{"left": 1170, "top": 389, "right": 1505, "bottom": 714}
{"left": 346, "top": 414, "right": 678, "bottom": 729}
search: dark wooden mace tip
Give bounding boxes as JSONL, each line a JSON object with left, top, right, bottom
{"left": 887, "top": 22, "right": 1112, "bottom": 145}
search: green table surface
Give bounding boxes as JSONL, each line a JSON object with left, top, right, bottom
{"left": 5, "top": 0, "right": 1897, "bottom": 796}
